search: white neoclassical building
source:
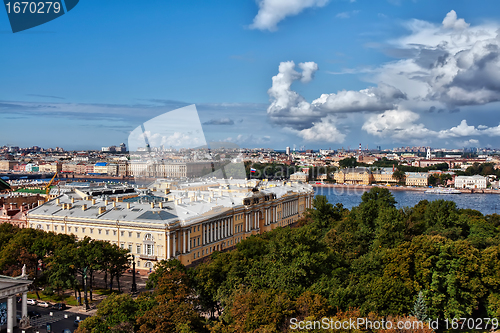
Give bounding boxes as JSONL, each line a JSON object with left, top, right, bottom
{"left": 454, "top": 175, "right": 489, "bottom": 189}
{"left": 0, "top": 273, "right": 32, "bottom": 333}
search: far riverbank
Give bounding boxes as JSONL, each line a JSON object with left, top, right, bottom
{"left": 312, "top": 183, "right": 500, "bottom": 194}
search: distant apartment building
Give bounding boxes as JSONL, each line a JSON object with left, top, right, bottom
{"left": 130, "top": 161, "right": 213, "bottom": 179}
{"left": 93, "top": 162, "right": 108, "bottom": 174}
{"left": 290, "top": 172, "right": 309, "bottom": 182}
{"left": 0, "top": 160, "right": 17, "bottom": 171}
{"left": 334, "top": 168, "right": 372, "bottom": 185}
{"left": 405, "top": 172, "right": 429, "bottom": 187}
{"left": 455, "top": 175, "right": 488, "bottom": 189}
{"left": 334, "top": 167, "right": 397, "bottom": 185}
{"left": 372, "top": 168, "right": 397, "bottom": 184}
{"left": 38, "top": 163, "right": 62, "bottom": 173}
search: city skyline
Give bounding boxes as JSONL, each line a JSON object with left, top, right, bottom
{"left": 2, "top": 1, "right": 500, "bottom": 149}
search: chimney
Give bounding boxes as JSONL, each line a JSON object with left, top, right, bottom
{"left": 159, "top": 202, "right": 163, "bottom": 209}
{"left": 91, "top": 199, "right": 96, "bottom": 205}
{"left": 82, "top": 204, "right": 87, "bottom": 211}
{"left": 71, "top": 197, "right": 75, "bottom": 204}
{"left": 164, "top": 189, "right": 170, "bottom": 195}
{"left": 208, "top": 197, "right": 212, "bottom": 203}
{"left": 113, "top": 202, "right": 116, "bottom": 208}
{"left": 104, "top": 200, "right": 109, "bottom": 205}
{"left": 56, "top": 198, "right": 60, "bottom": 204}
{"left": 126, "top": 202, "right": 131, "bottom": 209}
{"left": 151, "top": 202, "right": 154, "bottom": 209}
{"left": 37, "top": 200, "right": 44, "bottom": 207}
{"left": 190, "top": 196, "right": 195, "bottom": 202}
{"left": 98, "top": 206, "right": 106, "bottom": 214}
{"left": 115, "top": 197, "right": 119, "bottom": 202}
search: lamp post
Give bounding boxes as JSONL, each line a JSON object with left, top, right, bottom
{"left": 83, "top": 267, "right": 89, "bottom": 311}
{"left": 131, "top": 255, "right": 137, "bottom": 294}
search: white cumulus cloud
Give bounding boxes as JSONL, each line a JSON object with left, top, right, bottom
{"left": 250, "top": 0, "right": 329, "bottom": 31}
{"left": 298, "top": 116, "right": 346, "bottom": 143}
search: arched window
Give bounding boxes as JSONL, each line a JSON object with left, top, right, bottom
{"left": 36, "top": 224, "right": 43, "bottom": 230}
{"left": 144, "top": 233, "right": 154, "bottom": 241}
{"left": 144, "top": 261, "right": 153, "bottom": 268}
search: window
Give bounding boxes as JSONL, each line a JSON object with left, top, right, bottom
{"left": 137, "top": 261, "right": 140, "bottom": 267}
{"left": 145, "top": 233, "right": 153, "bottom": 241}
{"left": 113, "top": 230, "right": 117, "bottom": 236}
{"left": 121, "top": 231, "right": 124, "bottom": 237}
{"left": 197, "top": 237, "right": 200, "bottom": 246}
{"left": 68, "top": 226, "right": 71, "bottom": 232}
{"left": 198, "top": 226, "right": 200, "bottom": 232}
{"left": 202, "top": 250, "right": 204, "bottom": 255}
{"left": 136, "top": 245, "right": 141, "bottom": 254}
{"left": 128, "top": 244, "right": 132, "bottom": 252}
{"left": 120, "top": 243, "right": 124, "bottom": 249}
{"left": 145, "top": 244, "right": 153, "bottom": 256}
{"left": 98, "top": 229, "right": 102, "bottom": 234}
{"left": 193, "top": 253, "right": 196, "bottom": 259}
{"left": 75, "top": 227, "right": 78, "bottom": 232}
{"left": 82, "top": 228, "right": 86, "bottom": 233}
{"left": 137, "top": 232, "right": 140, "bottom": 238}
{"left": 54, "top": 225, "right": 58, "bottom": 231}
{"left": 129, "top": 231, "right": 132, "bottom": 237}
{"left": 46, "top": 225, "right": 50, "bottom": 230}
{"left": 106, "top": 230, "right": 109, "bottom": 235}
{"left": 90, "top": 228, "right": 93, "bottom": 234}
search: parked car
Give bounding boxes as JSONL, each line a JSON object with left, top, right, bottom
{"left": 62, "top": 329, "right": 72, "bottom": 333}
{"left": 74, "top": 319, "right": 82, "bottom": 327}
{"left": 38, "top": 301, "right": 50, "bottom": 308}
{"left": 26, "top": 298, "right": 37, "bottom": 305}
{"left": 52, "top": 303, "right": 67, "bottom": 310}
{"left": 28, "top": 310, "right": 41, "bottom": 318}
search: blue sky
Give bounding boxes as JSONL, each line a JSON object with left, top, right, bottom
{"left": 2, "top": 0, "right": 500, "bottom": 150}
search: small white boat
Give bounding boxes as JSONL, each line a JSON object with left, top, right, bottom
{"left": 425, "top": 188, "right": 461, "bottom": 194}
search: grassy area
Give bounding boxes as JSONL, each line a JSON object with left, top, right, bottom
{"left": 27, "top": 292, "right": 79, "bottom": 306}
{"left": 92, "top": 288, "right": 121, "bottom": 296}
{"left": 14, "top": 188, "right": 49, "bottom": 194}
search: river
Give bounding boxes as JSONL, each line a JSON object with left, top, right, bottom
{"left": 314, "top": 187, "right": 500, "bottom": 216}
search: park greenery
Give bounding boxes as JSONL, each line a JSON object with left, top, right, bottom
{"left": 0, "top": 225, "right": 130, "bottom": 305}
{"left": 70, "top": 187, "right": 500, "bottom": 332}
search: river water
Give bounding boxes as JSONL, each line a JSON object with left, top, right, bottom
{"left": 314, "top": 187, "right": 500, "bottom": 216}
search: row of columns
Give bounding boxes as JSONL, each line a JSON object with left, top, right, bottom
{"left": 283, "top": 200, "right": 298, "bottom": 218}
{"left": 164, "top": 196, "right": 313, "bottom": 260}
{"left": 203, "top": 217, "right": 234, "bottom": 245}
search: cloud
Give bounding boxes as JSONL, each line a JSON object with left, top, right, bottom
{"left": 437, "top": 119, "right": 479, "bottom": 138}
{"left": 202, "top": 118, "right": 235, "bottom": 125}
{"left": 297, "top": 116, "right": 346, "bottom": 142}
{"left": 267, "top": 61, "right": 320, "bottom": 129}
{"left": 375, "top": 10, "right": 500, "bottom": 108}
{"left": 362, "top": 109, "right": 435, "bottom": 141}
{"left": 250, "top": 0, "right": 329, "bottom": 31}
{"left": 312, "top": 83, "right": 406, "bottom": 113}
{"left": 442, "top": 10, "right": 469, "bottom": 30}
{"left": 335, "top": 10, "right": 359, "bottom": 19}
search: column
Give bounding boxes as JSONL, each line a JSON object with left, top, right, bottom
{"left": 187, "top": 229, "right": 191, "bottom": 252}
{"left": 22, "top": 291, "right": 27, "bottom": 319}
{"left": 245, "top": 214, "right": 248, "bottom": 232}
{"left": 183, "top": 230, "right": 186, "bottom": 254}
{"left": 212, "top": 223, "right": 215, "bottom": 242}
{"left": 230, "top": 218, "right": 233, "bottom": 235}
{"left": 167, "top": 232, "right": 171, "bottom": 259}
{"left": 202, "top": 224, "right": 205, "bottom": 245}
{"left": 173, "top": 231, "right": 176, "bottom": 257}
{"left": 7, "top": 296, "right": 14, "bottom": 333}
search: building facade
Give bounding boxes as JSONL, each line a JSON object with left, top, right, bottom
{"left": 27, "top": 180, "right": 314, "bottom": 269}
{"left": 455, "top": 175, "right": 488, "bottom": 189}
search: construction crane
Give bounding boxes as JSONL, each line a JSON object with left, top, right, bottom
{"left": 44, "top": 173, "right": 58, "bottom": 202}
